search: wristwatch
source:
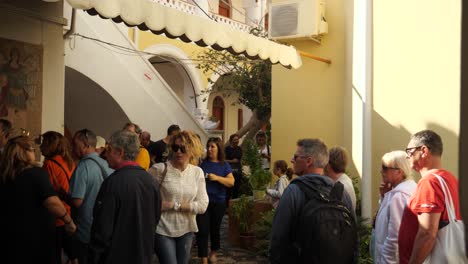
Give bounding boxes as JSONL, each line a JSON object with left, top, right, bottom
{"left": 173, "top": 201, "right": 181, "bottom": 211}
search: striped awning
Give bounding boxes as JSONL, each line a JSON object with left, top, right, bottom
{"left": 66, "top": 0, "right": 302, "bottom": 69}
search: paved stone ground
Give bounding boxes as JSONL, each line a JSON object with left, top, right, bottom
{"left": 153, "top": 214, "right": 269, "bottom": 264}
{"left": 189, "top": 214, "right": 268, "bottom": 264}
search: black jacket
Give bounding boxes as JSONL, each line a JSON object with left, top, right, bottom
{"left": 89, "top": 165, "right": 161, "bottom": 264}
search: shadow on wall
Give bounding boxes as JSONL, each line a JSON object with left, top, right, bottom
{"left": 65, "top": 67, "right": 130, "bottom": 140}
{"left": 358, "top": 111, "right": 460, "bottom": 216}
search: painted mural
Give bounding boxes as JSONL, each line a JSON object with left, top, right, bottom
{"left": 0, "top": 37, "right": 42, "bottom": 138}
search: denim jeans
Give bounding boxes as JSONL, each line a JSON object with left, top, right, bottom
{"left": 154, "top": 232, "right": 193, "bottom": 264}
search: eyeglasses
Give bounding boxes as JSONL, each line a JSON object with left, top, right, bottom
{"left": 405, "top": 146, "right": 422, "bottom": 157}
{"left": 381, "top": 165, "right": 399, "bottom": 172}
{"left": 171, "top": 144, "right": 187, "bottom": 154}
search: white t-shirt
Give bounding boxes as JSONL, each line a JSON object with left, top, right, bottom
{"left": 337, "top": 173, "right": 356, "bottom": 213}
{"left": 258, "top": 145, "right": 271, "bottom": 169}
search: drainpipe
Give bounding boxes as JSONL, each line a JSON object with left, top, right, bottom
{"left": 361, "top": 0, "right": 373, "bottom": 220}
{"left": 63, "top": 8, "right": 75, "bottom": 40}
{"left": 133, "top": 28, "right": 139, "bottom": 48}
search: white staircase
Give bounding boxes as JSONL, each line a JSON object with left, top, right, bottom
{"left": 65, "top": 11, "right": 208, "bottom": 141}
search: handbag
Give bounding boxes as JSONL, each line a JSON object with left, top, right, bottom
{"left": 423, "top": 174, "right": 468, "bottom": 264}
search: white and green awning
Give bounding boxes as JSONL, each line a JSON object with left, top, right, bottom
{"left": 66, "top": 0, "right": 302, "bottom": 69}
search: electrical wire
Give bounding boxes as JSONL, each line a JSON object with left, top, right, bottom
{"left": 71, "top": 33, "right": 264, "bottom": 65}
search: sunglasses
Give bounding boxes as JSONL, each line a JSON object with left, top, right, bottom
{"left": 381, "top": 165, "right": 399, "bottom": 171}
{"left": 171, "top": 144, "right": 187, "bottom": 154}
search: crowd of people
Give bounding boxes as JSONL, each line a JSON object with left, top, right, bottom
{"left": 0, "top": 116, "right": 463, "bottom": 264}
{"left": 268, "top": 130, "right": 464, "bottom": 264}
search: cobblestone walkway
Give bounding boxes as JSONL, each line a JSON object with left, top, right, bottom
{"left": 153, "top": 214, "right": 268, "bottom": 263}
{"left": 189, "top": 215, "right": 269, "bottom": 264}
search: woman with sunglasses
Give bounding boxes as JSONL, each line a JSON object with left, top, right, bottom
{"left": 196, "top": 137, "right": 235, "bottom": 264}
{"left": 373, "top": 150, "right": 417, "bottom": 263}
{"left": 40, "top": 131, "right": 76, "bottom": 264}
{"left": 0, "top": 135, "right": 76, "bottom": 263}
{"left": 149, "top": 130, "right": 208, "bottom": 264}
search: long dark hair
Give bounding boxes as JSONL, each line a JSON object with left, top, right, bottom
{"left": 41, "top": 131, "right": 74, "bottom": 170}
{"left": 206, "top": 137, "right": 225, "bottom": 164}
{"left": 0, "top": 136, "right": 34, "bottom": 183}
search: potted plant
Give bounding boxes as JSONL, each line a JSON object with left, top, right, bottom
{"left": 242, "top": 139, "right": 271, "bottom": 199}
{"left": 249, "top": 169, "right": 271, "bottom": 199}
{"left": 231, "top": 194, "right": 256, "bottom": 249}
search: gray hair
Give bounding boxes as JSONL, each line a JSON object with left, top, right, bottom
{"left": 382, "top": 150, "right": 413, "bottom": 180}
{"left": 411, "top": 130, "right": 443, "bottom": 156}
{"left": 109, "top": 130, "right": 140, "bottom": 161}
{"left": 297, "top": 138, "right": 329, "bottom": 168}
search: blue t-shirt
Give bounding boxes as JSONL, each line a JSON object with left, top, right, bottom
{"left": 200, "top": 160, "right": 232, "bottom": 203}
{"left": 69, "top": 152, "right": 114, "bottom": 243}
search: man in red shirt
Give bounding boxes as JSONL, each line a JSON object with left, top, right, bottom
{"left": 398, "top": 130, "right": 461, "bottom": 264}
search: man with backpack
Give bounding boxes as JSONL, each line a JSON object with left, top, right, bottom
{"left": 269, "top": 138, "right": 357, "bottom": 264}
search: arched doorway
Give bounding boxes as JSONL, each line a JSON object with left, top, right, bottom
{"left": 212, "top": 96, "right": 225, "bottom": 130}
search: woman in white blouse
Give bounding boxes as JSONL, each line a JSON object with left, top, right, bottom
{"left": 266, "top": 160, "right": 290, "bottom": 208}
{"left": 149, "top": 131, "right": 208, "bottom": 264}
{"left": 374, "top": 150, "right": 417, "bottom": 264}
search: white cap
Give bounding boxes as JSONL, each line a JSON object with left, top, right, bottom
{"left": 96, "top": 136, "right": 106, "bottom": 149}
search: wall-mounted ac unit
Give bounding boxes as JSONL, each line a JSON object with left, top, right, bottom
{"left": 268, "top": 0, "right": 328, "bottom": 42}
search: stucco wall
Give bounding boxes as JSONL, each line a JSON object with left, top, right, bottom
{"left": 271, "top": 0, "right": 352, "bottom": 172}
{"left": 372, "top": 0, "right": 461, "bottom": 211}
{"left": 0, "top": 2, "right": 65, "bottom": 133}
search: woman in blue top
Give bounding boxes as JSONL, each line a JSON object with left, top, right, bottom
{"left": 196, "top": 137, "right": 235, "bottom": 264}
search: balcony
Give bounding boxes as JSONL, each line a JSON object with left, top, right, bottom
{"left": 149, "top": 0, "right": 253, "bottom": 33}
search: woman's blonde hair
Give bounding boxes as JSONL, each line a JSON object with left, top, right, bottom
{"left": 169, "top": 130, "right": 204, "bottom": 165}
{"left": 381, "top": 150, "right": 412, "bottom": 180}
{"left": 0, "top": 136, "right": 34, "bottom": 183}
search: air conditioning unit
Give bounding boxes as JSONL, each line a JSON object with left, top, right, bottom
{"left": 268, "top": 0, "right": 328, "bottom": 42}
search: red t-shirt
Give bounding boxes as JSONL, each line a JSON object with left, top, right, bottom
{"left": 43, "top": 155, "right": 76, "bottom": 226}
{"left": 398, "top": 169, "right": 461, "bottom": 264}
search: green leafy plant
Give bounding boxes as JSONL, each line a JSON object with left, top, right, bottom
{"left": 253, "top": 209, "right": 275, "bottom": 256}
{"left": 242, "top": 138, "right": 261, "bottom": 172}
{"left": 351, "top": 174, "right": 374, "bottom": 264}
{"left": 249, "top": 169, "right": 271, "bottom": 191}
{"left": 231, "top": 195, "right": 254, "bottom": 234}
{"left": 196, "top": 36, "right": 272, "bottom": 141}
{"left": 241, "top": 139, "right": 271, "bottom": 191}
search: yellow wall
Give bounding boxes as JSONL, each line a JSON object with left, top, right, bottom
{"left": 272, "top": 0, "right": 461, "bottom": 216}
{"left": 271, "top": 0, "right": 353, "bottom": 173}
{"left": 372, "top": 0, "right": 461, "bottom": 212}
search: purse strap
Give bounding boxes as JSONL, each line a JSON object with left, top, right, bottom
{"left": 158, "top": 162, "right": 168, "bottom": 188}
{"left": 433, "top": 173, "right": 457, "bottom": 222}
{"left": 47, "top": 158, "right": 71, "bottom": 181}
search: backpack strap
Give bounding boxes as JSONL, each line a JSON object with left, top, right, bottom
{"left": 293, "top": 179, "right": 329, "bottom": 202}
{"left": 330, "top": 181, "right": 344, "bottom": 201}
{"left": 82, "top": 156, "right": 108, "bottom": 179}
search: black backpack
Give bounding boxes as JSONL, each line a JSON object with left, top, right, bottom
{"left": 291, "top": 180, "right": 358, "bottom": 264}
